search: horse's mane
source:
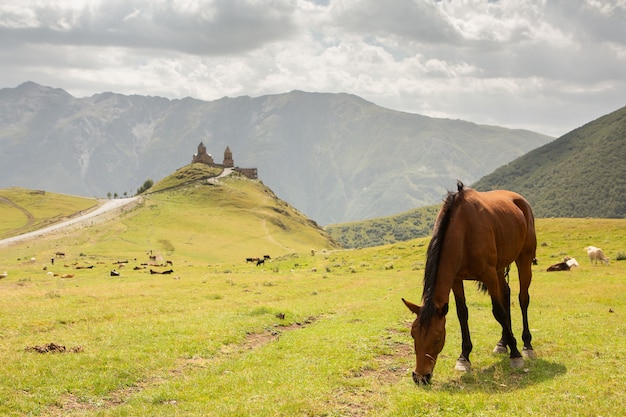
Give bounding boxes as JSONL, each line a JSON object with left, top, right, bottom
{"left": 419, "top": 180, "right": 465, "bottom": 327}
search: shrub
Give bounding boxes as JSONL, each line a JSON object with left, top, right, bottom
{"left": 136, "top": 179, "right": 154, "bottom": 195}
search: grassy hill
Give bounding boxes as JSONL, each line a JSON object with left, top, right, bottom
{"left": 146, "top": 163, "right": 223, "bottom": 193}
{"left": 472, "top": 105, "right": 626, "bottom": 218}
{"left": 0, "top": 165, "right": 339, "bottom": 264}
{"left": 0, "top": 187, "right": 98, "bottom": 239}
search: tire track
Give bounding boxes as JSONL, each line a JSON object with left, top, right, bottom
{"left": 0, "top": 196, "right": 35, "bottom": 232}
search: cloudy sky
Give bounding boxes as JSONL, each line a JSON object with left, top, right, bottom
{"left": 1, "top": 0, "right": 625, "bottom": 137}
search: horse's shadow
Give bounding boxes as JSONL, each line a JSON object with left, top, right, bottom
{"left": 436, "top": 357, "right": 566, "bottom": 393}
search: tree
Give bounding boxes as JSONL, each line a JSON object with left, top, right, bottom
{"left": 136, "top": 179, "right": 154, "bottom": 195}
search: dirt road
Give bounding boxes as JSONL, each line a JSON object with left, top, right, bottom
{"left": 0, "top": 197, "right": 140, "bottom": 247}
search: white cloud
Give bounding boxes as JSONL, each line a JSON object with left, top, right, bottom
{"left": 0, "top": 0, "right": 625, "bottom": 137}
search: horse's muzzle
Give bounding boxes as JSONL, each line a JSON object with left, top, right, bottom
{"left": 412, "top": 371, "right": 432, "bottom": 385}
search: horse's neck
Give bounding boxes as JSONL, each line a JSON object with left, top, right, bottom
{"left": 432, "top": 233, "right": 465, "bottom": 306}
{"left": 432, "top": 266, "right": 454, "bottom": 307}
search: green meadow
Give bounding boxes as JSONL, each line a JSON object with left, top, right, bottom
{"left": 0, "top": 179, "right": 625, "bottom": 416}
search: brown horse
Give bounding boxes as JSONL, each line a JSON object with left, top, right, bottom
{"left": 402, "top": 181, "right": 536, "bottom": 384}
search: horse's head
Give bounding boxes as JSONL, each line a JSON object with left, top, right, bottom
{"left": 402, "top": 298, "right": 448, "bottom": 385}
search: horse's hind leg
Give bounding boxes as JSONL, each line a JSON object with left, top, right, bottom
{"left": 493, "top": 271, "right": 511, "bottom": 354}
{"left": 487, "top": 268, "right": 524, "bottom": 368}
{"left": 452, "top": 280, "right": 472, "bottom": 371}
{"left": 517, "top": 258, "right": 535, "bottom": 359}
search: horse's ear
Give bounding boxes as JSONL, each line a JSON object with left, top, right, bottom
{"left": 402, "top": 298, "right": 421, "bottom": 315}
{"left": 439, "top": 303, "right": 449, "bottom": 317}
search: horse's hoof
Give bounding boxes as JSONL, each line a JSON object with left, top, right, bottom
{"left": 522, "top": 347, "right": 536, "bottom": 359}
{"left": 510, "top": 357, "right": 525, "bottom": 369}
{"left": 493, "top": 344, "right": 508, "bottom": 354}
{"left": 455, "top": 358, "right": 471, "bottom": 372}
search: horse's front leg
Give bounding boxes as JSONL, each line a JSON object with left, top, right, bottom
{"left": 452, "top": 279, "right": 472, "bottom": 371}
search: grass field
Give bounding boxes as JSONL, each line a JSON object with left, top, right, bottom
{"left": 0, "top": 181, "right": 624, "bottom": 416}
{"left": 1, "top": 209, "right": 625, "bottom": 416}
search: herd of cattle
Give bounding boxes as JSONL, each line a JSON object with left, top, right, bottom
{"left": 31, "top": 252, "right": 275, "bottom": 278}
{"left": 8, "top": 244, "right": 614, "bottom": 280}
{"left": 39, "top": 252, "right": 178, "bottom": 278}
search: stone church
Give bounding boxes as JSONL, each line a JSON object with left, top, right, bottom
{"left": 192, "top": 142, "right": 257, "bottom": 179}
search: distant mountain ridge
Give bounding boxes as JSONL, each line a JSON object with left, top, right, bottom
{"left": 473, "top": 104, "right": 626, "bottom": 218}
{"left": 0, "top": 81, "right": 553, "bottom": 225}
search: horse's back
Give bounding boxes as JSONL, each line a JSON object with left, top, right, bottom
{"left": 458, "top": 188, "right": 536, "bottom": 265}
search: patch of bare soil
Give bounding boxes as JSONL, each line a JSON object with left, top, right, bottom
{"left": 25, "top": 342, "right": 83, "bottom": 354}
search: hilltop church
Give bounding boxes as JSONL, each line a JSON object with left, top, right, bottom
{"left": 192, "top": 142, "right": 258, "bottom": 179}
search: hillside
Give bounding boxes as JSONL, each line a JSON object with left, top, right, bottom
{"left": 0, "top": 164, "right": 339, "bottom": 262}
{"left": 0, "top": 81, "right": 553, "bottom": 225}
{"left": 326, "top": 204, "right": 439, "bottom": 249}
{"left": 472, "top": 105, "right": 626, "bottom": 218}
{"left": 0, "top": 187, "right": 98, "bottom": 239}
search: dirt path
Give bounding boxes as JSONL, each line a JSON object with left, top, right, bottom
{"left": 0, "top": 197, "right": 141, "bottom": 247}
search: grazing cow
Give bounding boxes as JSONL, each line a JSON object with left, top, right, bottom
{"left": 110, "top": 270, "right": 120, "bottom": 276}
{"left": 585, "top": 246, "right": 610, "bottom": 265}
{"left": 166, "top": 260, "right": 173, "bottom": 266}
{"left": 55, "top": 252, "right": 65, "bottom": 258}
{"left": 256, "top": 258, "right": 265, "bottom": 266}
{"left": 263, "top": 255, "right": 271, "bottom": 260}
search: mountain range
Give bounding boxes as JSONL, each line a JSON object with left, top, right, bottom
{"left": 0, "top": 81, "right": 553, "bottom": 225}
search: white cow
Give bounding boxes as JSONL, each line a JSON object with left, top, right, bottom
{"left": 585, "top": 246, "right": 610, "bottom": 265}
